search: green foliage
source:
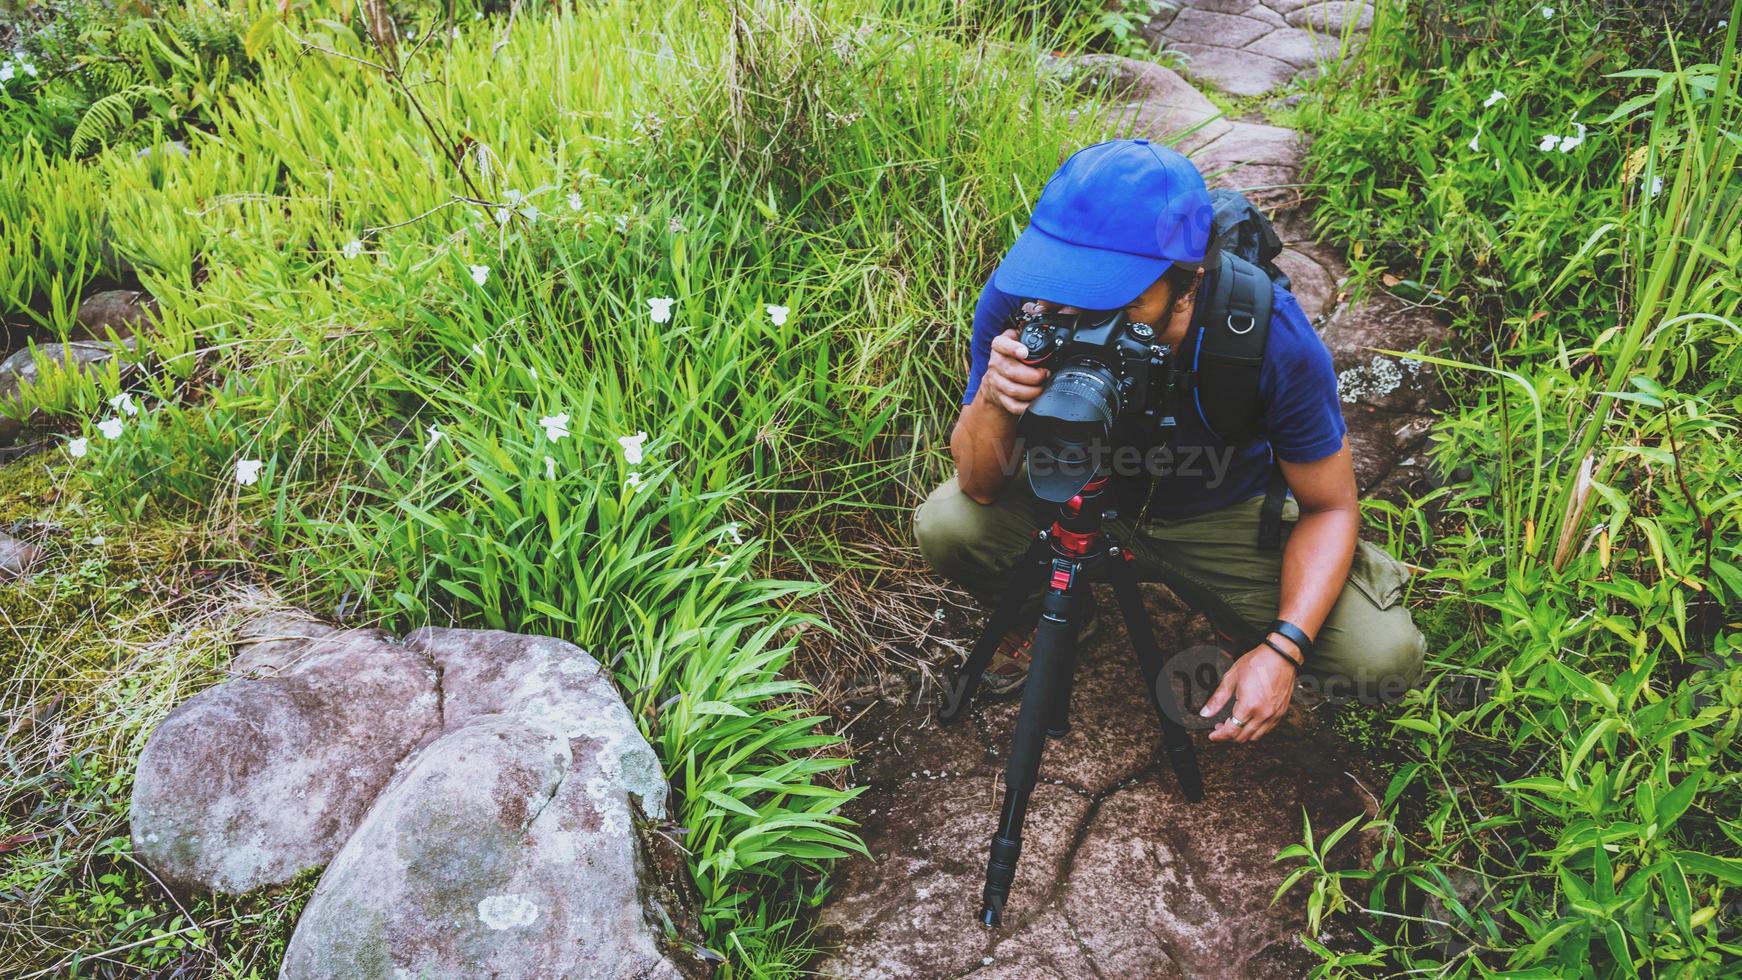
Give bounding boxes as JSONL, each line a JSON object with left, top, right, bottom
{"left": 1, "top": 0, "right": 255, "bottom": 157}
{"left": 1294, "top": 0, "right": 1742, "bottom": 974}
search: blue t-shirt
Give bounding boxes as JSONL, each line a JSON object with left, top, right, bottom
{"left": 961, "top": 278, "right": 1346, "bottom": 519}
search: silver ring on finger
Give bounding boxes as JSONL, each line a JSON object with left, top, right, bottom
{"left": 1230, "top": 716, "right": 1246, "bottom": 728}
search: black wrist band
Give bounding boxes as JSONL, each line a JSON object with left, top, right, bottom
{"left": 1268, "top": 619, "right": 1314, "bottom": 661}
{"left": 1260, "top": 637, "right": 1302, "bottom": 672}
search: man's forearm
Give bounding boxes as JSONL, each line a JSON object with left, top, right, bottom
{"left": 949, "top": 395, "right": 1022, "bottom": 504}
{"left": 1273, "top": 506, "right": 1358, "bottom": 656}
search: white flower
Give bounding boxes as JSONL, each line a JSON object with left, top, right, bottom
{"left": 97, "top": 417, "right": 124, "bottom": 439}
{"left": 519, "top": 205, "right": 540, "bottom": 223}
{"left": 1467, "top": 125, "right": 1481, "bottom": 152}
{"left": 766, "top": 304, "right": 790, "bottom": 326}
{"left": 567, "top": 192, "right": 583, "bottom": 211}
{"left": 1559, "top": 121, "right": 1586, "bottom": 152}
{"left": 21, "top": 61, "right": 35, "bottom": 78}
{"left": 342, "top": 239, "right": 364, "bottom": 259}
{"left": 1538, "top": 133, "right": 1560, "bottom": 152}
{"left": 617, "top": 431, "right": 648, "bottom": 464}
{"left": 494, "top": 208, "right": 512, "bottom": 225}
{"left": 615, "top": 214, "right": 631, "bottom": 233}
{"left": 0, "top": 64, "right": 13, "bottom": 83}
{"left": 469, "top": 264, "right": 490, "bottom": 286}
{"left": 1645, "top": 175, "right": 1664, "bottom": 198}
{"left": 504, "top": 189, "right": 523, "bottom": 205}
{"left": 625, "top": 471, "right": 645, "bottom": 491}
{"left": 470, "top": 342, "right": 486, "bottom": 358}
{"left": 722, "top": 522, "right": 743, "bottom": 545}
{"left": 647, "top": 297, "right": 674, "bottom": 323}
{"left": 1483, "top": 89, "right": 1506, "bottom": 108}
{"left": 538, "top": 413, "right": 570, "bottom": 442}
{"left": 66, "top": 437, "right": 88, "bottom": 458}
{"left": 108, "top": 392, "right": 139, "bottom": 416}
{"left": 425, "top": 425, "right": 443, "bottom": 449}
{"left": 235, "top": 458, "right": 264, "bottom": 485}
{"left": 544, "top": 455, "right": 557, "bottom": 479}
{"left": 1540, "top": 5, "right": 1554, "bottom": 16}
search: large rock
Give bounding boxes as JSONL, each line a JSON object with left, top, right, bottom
{"left": 0, "top": 531, "right": 42, "bottom": 581}
{"left": 1320, "top": 289, "right": 1451, "bottom": 415}
{"left": 0, "top": 340, "right": 135, "bottom": 446}
{"left": 131, "top": 615, "right": 700, "bottom": 979}
{"left": 130, "top": 618, "right": 441, "bottom": 893}
{"left": 280, "top": 717, "right": 682, "bottom": 979}
{"left": 1078, "top": 55, "right": 1233, "bottom": 153}
{"left": 71, "top": 289, "right": 156, "bottom": 342}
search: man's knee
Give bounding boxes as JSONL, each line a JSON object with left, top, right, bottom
{"left": 1312, "top": 611, "right": 1425, "bottom": 705}
{"left": 914, "top": 477, "right": 1025, "bottom": 589}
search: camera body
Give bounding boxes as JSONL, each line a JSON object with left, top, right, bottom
{"left": 1013, "top": 306, "right": 1178, "bottom": 502}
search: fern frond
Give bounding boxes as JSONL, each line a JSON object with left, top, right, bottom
{"left": 69, "top": 85, "right": 163, "bottom": 156}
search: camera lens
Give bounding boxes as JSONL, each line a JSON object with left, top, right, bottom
{"left": 1021, "top": 359, "right": 1121, "bottom": 503}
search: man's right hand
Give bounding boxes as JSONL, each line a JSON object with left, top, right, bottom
{"left": 979, "top": 328, "right": 1050, "bottom": 417}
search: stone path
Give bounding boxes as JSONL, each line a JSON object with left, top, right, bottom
{"left": 816, "top": 36, "right": 1450, "bottom": 980}
{"left": 1145, "top": 0, "right": 1373, "bottom": 98}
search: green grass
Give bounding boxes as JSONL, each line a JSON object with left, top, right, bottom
{"left": 0, "top": 0, "right": 1125, "bottom": 974}
{"left": 1292, "top": 1, "right": 1742, "bottom": 974}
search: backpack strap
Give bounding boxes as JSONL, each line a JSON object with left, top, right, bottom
{"left": 1183, "top": 252, "right": 1273, "bottom": 446}
{"left": 1257, "top": 462, "right": 1288, "bottom": 550}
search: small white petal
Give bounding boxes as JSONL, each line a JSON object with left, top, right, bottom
{"left": 617, "top": 431, "right": 649, "bottom": 465}
{"left": 1645, "top": 175, "right": 1663, "bottom": 198}
{"left": 538, "top": 413, "right": 571, "bottom": 442}
{"left": 1538, "top": 133, "right": 1561, "bottom": 152}
{"left": 1558, "top": 122, "right": 1586, "bottom": 152}
{"left": 342, "top": 239, "right": 364, "bottom": 260}
{"left": 97, "top": 417, "right": 124, "bottom": 439}
{"left": 1467, "top": 125, "right": 1481, "bottom": 152}
{"left": 766, "top": 304, "right": 790, "bottom": 326}
{"left": 625, "top": 471, "right": 645, "bottom": 491}
{"left": 425, "top": 425, "right": 443, "bottom": 449}
{"left": 722, "top": 522, "right": 743, "bottom": 545}
{"left": 469, "top": 264, "right": 490, "bottom": 286}
{"left": 1540, "top": 5, "right": 1554, "bottom": 17}
{"left": 494, "top": 208, "right": 512, "bottom": 225}
{"left": 567, "top": 192, "right": 584, "bottom": 211}
{"left": 108, "top": 392, "right": 139, "bottom": 416}
{"left": 647, "top": 297, "right": 675, "bottom": 323}
{"left": 1483, "top": 89, "right": 1506, "bottom": 108}
{"left": 235, "top": 458, "right": 264, "bottom": 485}
{"left": 67, "top": 437, "right": 88, "bottom": 458}
{"left": 544, "top": 455, "right": 557, "bottom": 479}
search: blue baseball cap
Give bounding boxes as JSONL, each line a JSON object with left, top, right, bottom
{"left": 992, "top": 139, "right": 1213, "bottom": 311}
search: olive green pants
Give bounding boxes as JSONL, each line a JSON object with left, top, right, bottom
{"left": 915, "top": 474, "right": 1426, "bottom": 703}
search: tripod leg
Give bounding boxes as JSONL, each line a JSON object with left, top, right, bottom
{"left": 938, "top": 535, "right": 1051, "bottom": 725}
{"left": 980, "top": 585, "right": 1077, "bottom": 926}
{"left": 1107, "top": 559, "right": 1205, "bottom": 803}
{"left": 1047, "top": 590, "right": 1090, "bottom": 738}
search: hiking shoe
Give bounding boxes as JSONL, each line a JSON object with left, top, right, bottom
{"left": 981, "top": 597, "right": 1103, "bottom": 700}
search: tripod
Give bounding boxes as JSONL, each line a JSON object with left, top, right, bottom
{"left": 937, "top": 475, "right": 1205, "bottom": 926}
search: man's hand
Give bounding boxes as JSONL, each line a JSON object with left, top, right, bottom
{"left": 1199, "top": 646, "right": 1296, "bottom": 742}
{"left": 980, "top": 327, "right": 1050, "bottom": 417}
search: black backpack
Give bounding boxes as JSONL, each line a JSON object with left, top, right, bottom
{"left": 1178, "top": 188, "right": 1292, "bottom": 447}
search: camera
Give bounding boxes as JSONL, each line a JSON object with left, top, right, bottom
{"left": 1013, "top": 306, "right": 1177, "bottom": 503}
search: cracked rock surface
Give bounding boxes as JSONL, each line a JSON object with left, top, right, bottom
{"left": 131, "top": 611, "right": 700, "bottom": 979}
{"left": 1146, "top": 0, "right": 1372, "bottom": 97}
{"left": 815, "top": 594, "right": 1377, "bottom": 979}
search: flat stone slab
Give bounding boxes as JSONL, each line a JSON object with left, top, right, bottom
{"left": 1289, "top": 0, "right": 1374, "bottom": 32}
{"left": 1170, "top": 42, "right": 1299, "bottom": 98}
{"left": 1148, "top": 0, "right": 1373, "bottom": 97}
